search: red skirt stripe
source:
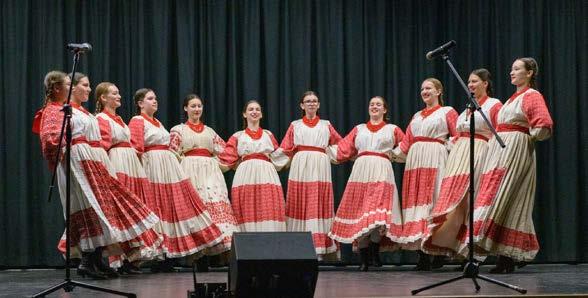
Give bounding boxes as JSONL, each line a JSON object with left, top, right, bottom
{"left": 480, "top": 220, "right": 540, "bottom": 251}
{"left": 432, "top": 174, "right": 469, "bottom": 215}
{"left": 81, "top": 160, "right": 156, "bottom": 231}
{"left": 334, "top": 181, "right": 393, "bottom": 220}
{"left": 68, "top": 207, "right": 104, "bottom": 246}
{"left": 312, "top": 233, "right": 336, "bottom": 250}
{"left": 401, "top": 219, "right": 428, "bottom": 238}
{"left": 151, "top": 179, "right": 210, "bottom": 222}
{"left": 163, "top": 225, "right": 224, "bottom": 256}
{"left": 116, "top": 173, "right": 155, "bottom": 207}
{"left": 401, "top": 168, "right": 438, "bottom": 209}
{"left": 231, "top": 183, "right": 285, "bottom": 224}
{"left": 475, "top": 168, "right": 507, "bottom": 208}
{"left": 285, "top": 180, "right": 334, "bottom": 220}
{"left": 330, "top": 210, "right": 391, "bottom": 241}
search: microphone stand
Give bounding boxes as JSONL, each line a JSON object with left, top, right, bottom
{"left": 411, "top": 53, "right": 525, "bottom": 295}
{"left": 32, "top": 49, "right": 136, "bottom": 298}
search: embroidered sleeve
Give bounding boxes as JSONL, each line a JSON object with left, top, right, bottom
{"left": 267, "top": 130, "right": 280, "bottom": 150}
{"left": 328, "top": 122, "right": 343, "bottom": 145}
{"left": 446, "top": 108, "right": 459, "bottom": 141}
{"left": 39, "top": 105, "right": 65, "bottom": 169}
{"left": 393, "top": 126, "right": 405, "bottom": 147}
{"left": 267, "top": 131, "right": 288, "bottom": 170}
{"left": 334, "top": 126, "right": 359, "bottom": 163}
{"left": 522, "top": 91, "right": 554, "bottom": 141}
{"left": 218, "top": 135, "right": 240, "bottom": 171}
{"left": 32, "top": 108, "right": 44, "bottom": 135}
{"left": 169, "top": 126, "right": 182, "bottom": 154}
{"left": 211, "top": 129, "right": 227, "bottom": 156}
{"left": 278, "top": 124, "right": 295, "bottom": 158}
{"left": 97, "top": 116, "right": 113, "bottom": 151}
{"left": 398, "top": 121, "right": 414, "bottom": 155}
{"left": 128, "top": 117, "right": 145, "bottom": 154}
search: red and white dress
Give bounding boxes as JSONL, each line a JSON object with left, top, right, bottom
{"left": 96, "top": 110, "right": 163, "bottom": 264}
{"left": 395, "top": 106, "right": 458, "bottom": 249}
{"left": 472, "top": 88, "right": 553, "bottom": 261}
{"left": 169, "top": 122, "right": 239, "bottom": 255}
{"left": 421, "top": 97, "right": 502, "bottom": 257}
{"left": 218, "top": 128, "right": 286, "bottom": 232}
{"left": 328, "top": 122, "right": 405, "bottom": 246}
{"left": 274, "top": 117, "right": 342, "bottom": 256}
{"left": 129, "top": 114, "right": 224, "bottom": 258}
{"left": 38, "top": 102, "right": 161, "bottom": 258}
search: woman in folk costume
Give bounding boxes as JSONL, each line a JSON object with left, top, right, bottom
{"left": 394, "top": 78, "right": 458, "bottom": 270}
{"left": 473, "top": 58, "right": 553, "bottom": 273}
{"left": 328, "top": 96, "right": 405, "bottom": 271}
{"left": 95, "top": 82, "right": 163, "bottom": 274}
{"left": 217, "top": 100, "right": 287, "bottom": 232}
{"left": 421, "top": 69, "right": 502, "bottom": 260}
{"left": 36, "top": 71, "right": 160, "bottom": 279}
{"left": 60, "top": 73, "right": 162, "bottom": 278}
{"left": 169, "top": 94, "right": 238, "bottom": 260}
{"left": 274, "top": 91, "right": 342, "bottom": 259}
{"left": 128, "top": 88, "right": 223, "bottom": 270}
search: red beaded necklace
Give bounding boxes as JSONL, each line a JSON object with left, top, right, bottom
{"left": 467, "top": 96, "right": 489, "bottom": 117}
{"left": 366, "top": 120, "right": 386, "bottom": 132}
{"left": 421, "top": 105, "right": 441, "bottom": 118}
{"left": 302, "top": 115, "right": 320, "bottom": 128}
{"left": 245, "top": 127, "right": 263, "bottom": 140}
{"left": 186, "top": 120, "right": 205, "bottom": 133}
{"left": 70, "top": 102, "right": 89, "bottom": 115}
{"left": 103, "top": 110, "right": 125, "bottom": 127}
{"left": 141, "top": 113, "right": 160, "bottom": 127}
{"left": 507, "top": 87, "right": 530, "bottom": 104}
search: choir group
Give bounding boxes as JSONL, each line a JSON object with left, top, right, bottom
{"left": 32, "top": 57, "right": 553, "bottom": 279}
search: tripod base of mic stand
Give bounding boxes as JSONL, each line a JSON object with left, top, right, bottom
{"left": 411, "top": 261, "right": 527, "bottom": 295}
{"left": 32, "top": 279, "right": 136, "bottom": 298}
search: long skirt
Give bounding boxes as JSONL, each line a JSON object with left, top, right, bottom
{"left": 286, "top": 151, "right": 338, "bottom": 255}
{"left": 398, "top": 141, "right": 447, "bottom": 250}
{"left": 56, "top": 142, "right": 161, "bottom": 259}
{"left": 329, "top": 155, "right": 402, "bottom": 250}
{"left": 231, "top": 159, "right": 286, "bottom": 232}
{"left": 142, "top": 149, "right": 223, "bottom": 258}
{"left": 181, "top": 155, "right": 239, "bottom": 255}
{"left": 421, "top": 138, "right": 488, "bottom": 257}
{"left": 472, "top": 132, "right": 539, "bottom": 262}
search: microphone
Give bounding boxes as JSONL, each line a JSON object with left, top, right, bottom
{"left": 426, "top": 40, "right": 456, "bottom": 60}
{"left": 66, "top": 43, "right": 92, "bottom": 53}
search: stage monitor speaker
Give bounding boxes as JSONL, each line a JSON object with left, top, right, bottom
{"left": 229, "top": 232, "right": 318, "bottom": 298}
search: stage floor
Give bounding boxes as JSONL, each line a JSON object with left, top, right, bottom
{"left": 1, "top": 264, "right": 587, "bottom": 297}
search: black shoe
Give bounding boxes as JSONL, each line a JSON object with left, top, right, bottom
{"left": 503, "top": 256, "right": 515, "bottom": 273}
{"left": 118, "top": 260, "right": 142, "bottom": 275}
{"left": 369, "top": 242, "right": 382, "bottom": 267}
{"left": 431, "top": 255, "right": 445, "bottom": 270}
{"left": 489, "top": 255, "right": 515, "bottom": 274}
{"left": 359, "top": 248, "right": 370, "bottom": 272}
{"left": 158, "top": 258, "right": 178, "bottom": 273}
{"left": 77, "top": 252, "right": 107, "bottom": 279}
{"left": 414, "top": 251, "right": 431, "bottom": 271}
{"left": 517, "top": 261, "right": 528, "bottom": 269}
{"left": 92, "top": 249, "right": 119, "bottom": 278}
{"left": 195, "top": 256, "right": 210, "bottom": 272}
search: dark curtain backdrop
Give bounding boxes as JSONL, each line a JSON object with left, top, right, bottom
{"left": 1, "top": 0, "right": 586, "bottom": 267}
